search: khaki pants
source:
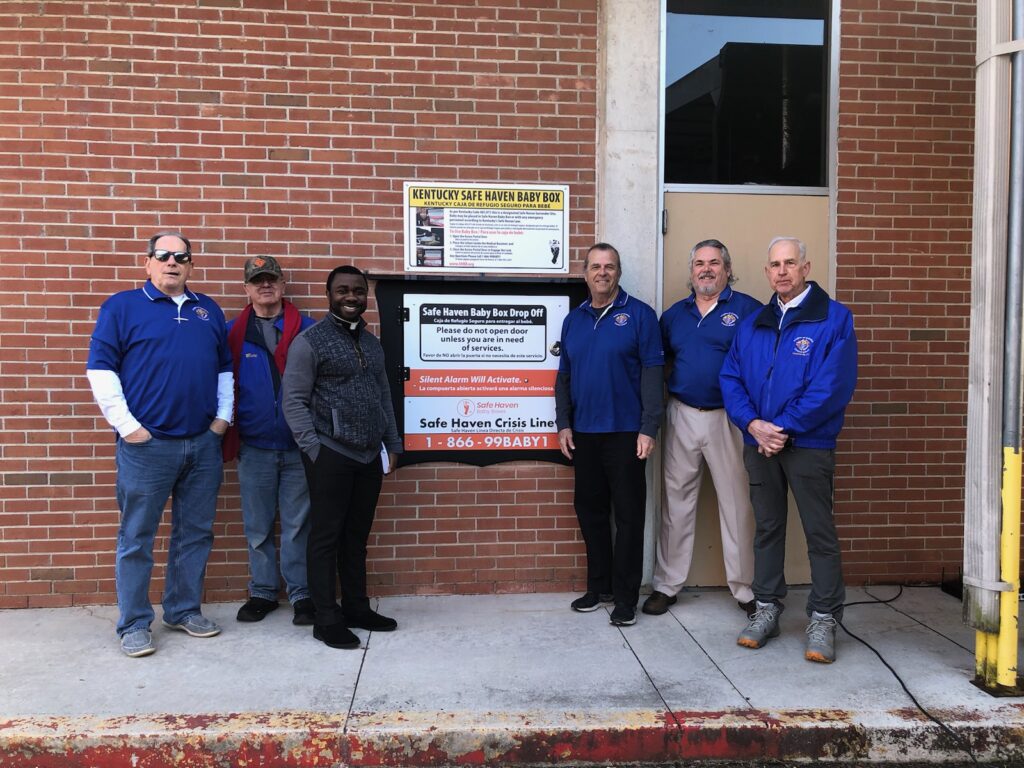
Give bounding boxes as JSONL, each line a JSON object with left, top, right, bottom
{"left": 655, "top": 398, "right": 754, "bottom": 602}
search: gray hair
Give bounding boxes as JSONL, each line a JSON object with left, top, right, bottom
{"left": 767, "top": 236, "right": 807, "bottom": 262}
{"left": 148, "top": 229, "right": 191, "bottom": 255}
{"left": 689, "top": 238, "right": 736, "bottom": 286}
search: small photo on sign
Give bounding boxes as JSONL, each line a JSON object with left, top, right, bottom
{"left": 416, "top": 247, "right": 444, "bottom": 268}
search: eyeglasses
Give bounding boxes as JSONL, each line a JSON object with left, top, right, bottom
{"left": 151, "top": 250, "right": 192, "bottom": 264}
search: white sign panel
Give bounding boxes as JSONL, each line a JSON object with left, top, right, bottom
{"left": 403, "top": 293, "right": 570, "bottom": 452}
{"left": 404, "top": 181, "right": 570, "bottom": 274}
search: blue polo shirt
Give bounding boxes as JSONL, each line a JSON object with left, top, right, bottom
{"left": 87, "top": 281, "right": 231, "bottom": 439}
{"left": 558, "top": 289, "right": 663, "bottom": 433}
{"left": 661, "top": 285, "right": 762, "bottom": 409}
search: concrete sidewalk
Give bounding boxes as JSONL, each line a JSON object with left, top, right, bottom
{"left": 1, "top": 587, "right": 1022, "bottom": 766}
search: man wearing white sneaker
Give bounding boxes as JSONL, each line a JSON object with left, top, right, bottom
{"left": 720, "top": 237, "right": 857, "bottom": 663}
{"left": 87, "top": 230, "right": 233, "bottom": 657}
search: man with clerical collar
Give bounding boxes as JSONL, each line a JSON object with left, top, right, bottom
{"left": 282, "top": 265, "right": 402, "bottom": 649}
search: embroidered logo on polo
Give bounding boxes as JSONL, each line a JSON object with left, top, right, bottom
{"left": 793, "top": 336, "right": 813, "bottom": 356}
{"left": 193, "top": 307, "right": 210, "bottom": 321}
{"left": 613, "top": 313, "right": 630, "bottom": 326}
{"left": 720, "top": 312, "right": 738, "bottom": 327}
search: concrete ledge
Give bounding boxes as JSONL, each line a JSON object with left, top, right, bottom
{"left": 3, "top": 591, "right": 1022, "bottom": 766}
{"left": 3, "top": 707, "right": 1023, "bottom": 766}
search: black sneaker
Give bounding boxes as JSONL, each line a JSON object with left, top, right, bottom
{"left": 236, "top": 596, "right": 279, "bottom": 623}
{"left": 570, "top": 592, "right": 615, "bottom": 612}
{"left": 313, "top": 623, "right": 361, "bottom": 649}
{"left": 738, "top": 599, "right": 756, "bottom": 616}
{"left": 344, "top": 608, "right": 397, "bottom": 632}
{"left": 609, "top": 603, "right": 637, "bottom": 626}
{"left": 292, "top": 598, "right": 316, "bottom": 626}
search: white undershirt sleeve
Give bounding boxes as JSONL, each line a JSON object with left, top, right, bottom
{"left": 86, "top": 369, "right": 143, "bottom": 437}
{"left": 216, "top": 370, "right": 234, "bottom": 424}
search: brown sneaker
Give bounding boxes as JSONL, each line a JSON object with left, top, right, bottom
{"left": 641, "top": 590, "right": 677, "bottom": 615}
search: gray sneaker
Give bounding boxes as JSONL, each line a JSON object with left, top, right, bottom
{"left": 162, "top": 614, "right": 222, "bottom": 638}
{"left": 805, "top": 612, "right": 838, "bottom": 663}
{"left": 120, "top": 628, "right": 155, "bottom": 658}
{"left": 737, "top": 601, "right": 783, "bottom": 648}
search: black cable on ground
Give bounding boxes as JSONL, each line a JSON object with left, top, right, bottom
{"left": 838, "top": 586, "right": 978, "bottom": 766}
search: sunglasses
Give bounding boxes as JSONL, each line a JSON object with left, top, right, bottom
{"left": 151, "top": 250, "right": 192, "bottom": 264}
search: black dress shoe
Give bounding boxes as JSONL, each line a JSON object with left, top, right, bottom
{"left": 292, "top": 598, "right": 316, "bottom": 626}
{"left": 642, "top": 591, "right": 677, "bottom": 615}
{"left": 738, "top": 599, "right": 756, "bottom": 616}
{"left": 344, "top": 608, "right": 397, "bottom": 632}
{"left": 236, "top": 596, "right": 279, "bottom": 622}
{"left": 313, "top": 623, "right": 360, "bottom": 649}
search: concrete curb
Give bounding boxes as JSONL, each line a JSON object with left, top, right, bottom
{"left": 3, "top": 707, "right": 1023, "bottom": 766}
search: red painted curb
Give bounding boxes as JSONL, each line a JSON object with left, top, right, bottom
{"left": 2, "top": 708, "right": 1022, "bottom": 766}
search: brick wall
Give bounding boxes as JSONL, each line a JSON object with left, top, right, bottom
{"left": 0, "top": 0, "right": 598, "bottom": 608}
{"left": 834, "top": 0, "right": 975, "bottom": 583}
{"left": 0, "top": 0, "right": 983, "bottom": 608}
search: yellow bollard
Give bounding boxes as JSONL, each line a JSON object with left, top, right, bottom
{"left": 997, "top": 447, "right": 1022, "bottom": 689}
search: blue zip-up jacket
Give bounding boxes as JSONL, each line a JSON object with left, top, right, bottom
{"left": 719, "top": 282, "right": 857, "bottom": 449}
{"left": 228, "top": 311, "right": 315, "bottom": 451}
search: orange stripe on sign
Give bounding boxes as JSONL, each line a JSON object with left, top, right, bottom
{"left": 404, "top": 432, "right": 558, "bottom": 451}
{"left": 405, "top": 369, "right": 557, "bottom": 396}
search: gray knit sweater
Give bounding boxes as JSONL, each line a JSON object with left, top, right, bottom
{"left": 282, "top": 314, "right": 402, "bottom": 464}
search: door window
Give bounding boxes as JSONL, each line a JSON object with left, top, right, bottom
{"left": 665, "top": 0, "right": 829, "bottom": 187}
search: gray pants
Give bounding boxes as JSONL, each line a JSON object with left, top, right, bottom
{"left": 743, "top": 444, "right": 845, "bottom": 618}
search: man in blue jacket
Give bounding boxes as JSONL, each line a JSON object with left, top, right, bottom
{"left": 720, "top": 237, "right": 857, "bottom": 664}
{"left": 226, "top": 256, "right": 316, "bottom": 626}
{"left": 556, "top": 242, "right": 664, "bottom": 627}
{"left": 644, "top": 239, "right": 761, "bottom": 618}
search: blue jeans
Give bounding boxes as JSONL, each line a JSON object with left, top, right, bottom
{"left": 237, "top": 443, "right": 311, "bottom": 603}
{"left": 114, "top": 430, "right": 223, "bottom": 636}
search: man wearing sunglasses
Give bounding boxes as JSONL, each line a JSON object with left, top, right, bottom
{"left": 223, "top": 256, "right": 316, "bottom": 627}
{"left": 87, "top": 230, "right": 234, "bottom": 658}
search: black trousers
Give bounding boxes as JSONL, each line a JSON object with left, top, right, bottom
{"left": 301, "top": 444, "right": 382, "bottom": 625}
{"left": 572, "top": 432, "right": 647, "bottom": 606}
{"left": 743, "top": 444, "right": 845, "bottom": 618}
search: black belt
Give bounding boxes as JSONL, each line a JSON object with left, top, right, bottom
{"left": 674, "top": 398, "right": 722, "bottom": 412}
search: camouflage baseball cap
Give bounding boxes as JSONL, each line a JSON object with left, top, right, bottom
{"left": 243, "top": 255, "right": 283, "bottom": 282}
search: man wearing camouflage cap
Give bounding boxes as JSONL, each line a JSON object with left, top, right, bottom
{"left": 225, "top": 255, "right": 316, "bottom": 626}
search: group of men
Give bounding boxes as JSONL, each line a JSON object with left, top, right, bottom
{"left": 556, "top": 237, "right": 857, "bottom": 664}
{"left": 87, "top": 231, "right": 400, "bottom": 657}
{"left": 87, "top": 229, "right": 856, "bottom": 665}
